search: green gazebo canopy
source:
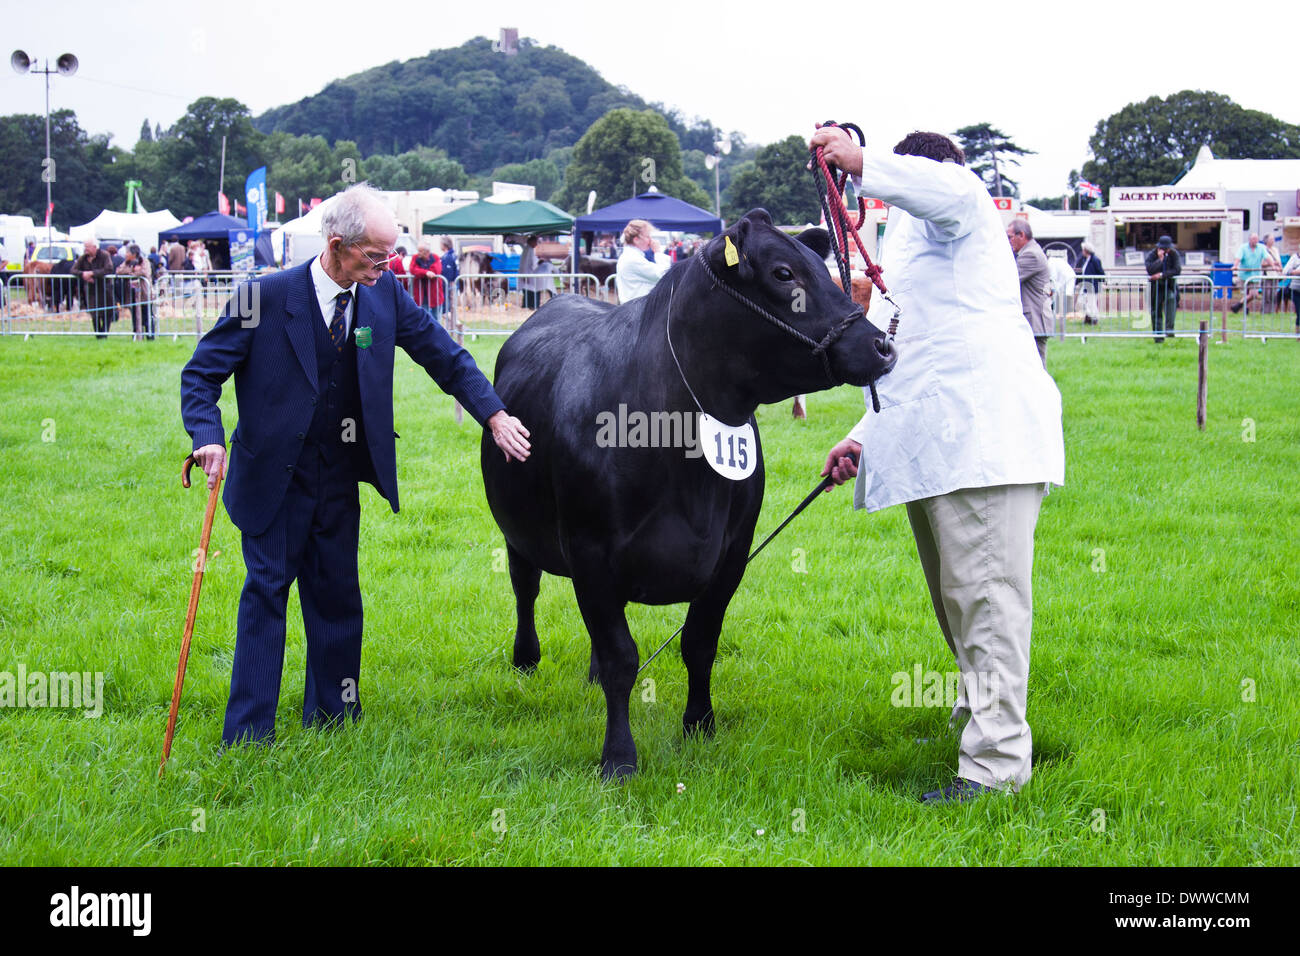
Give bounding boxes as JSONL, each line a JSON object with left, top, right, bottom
{"left": 423, "top": 197, "right": 574, "bottom": 235}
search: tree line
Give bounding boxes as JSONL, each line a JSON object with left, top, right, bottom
{"left": 2, "top": 71, "right": 1296, "bottom": 233}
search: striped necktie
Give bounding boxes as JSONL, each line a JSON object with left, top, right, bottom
{"left": 329, "top": 290, "right": 352, "bottom": 352}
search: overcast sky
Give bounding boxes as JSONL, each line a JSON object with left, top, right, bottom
{"left": 4, "top": 2, "right": 1288, "bottom": 200}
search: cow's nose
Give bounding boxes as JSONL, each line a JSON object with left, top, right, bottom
{"left": 875, "top": 336, "right": 898, "bottom": 370}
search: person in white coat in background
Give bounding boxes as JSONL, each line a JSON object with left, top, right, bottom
{"left": 810, "top": 127, "right": 1065, "bottom": 804}
{"left": 615, "top": 219, "right": 671, "bottom": 302}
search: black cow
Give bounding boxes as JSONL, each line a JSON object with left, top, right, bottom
{"left": 481, "top": 209, "right": 896, "bottom": 779}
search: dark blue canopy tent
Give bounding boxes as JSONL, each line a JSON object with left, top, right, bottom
{"left": 157, "top": 211, "right": 249, "bottom": 241}
{"left": 158, "top": 211, "right": 271, "bottom": 270}
{"left": 571, "top": 191, "right": 722, "bottom": 293}
{"left": 574, "top": 190, "right": 722, "bottom": 239}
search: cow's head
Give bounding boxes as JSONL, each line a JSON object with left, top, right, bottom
{"left": 695, "top": 209, "right": 896, "bottom": 405}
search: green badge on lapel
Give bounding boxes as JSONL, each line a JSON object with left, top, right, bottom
{"left": 355, "top": 326, "right": 372, "bottom": 349}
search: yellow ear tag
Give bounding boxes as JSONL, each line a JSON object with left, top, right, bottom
{"left": 724, "top": 236, "right": 740, "bottom": 267}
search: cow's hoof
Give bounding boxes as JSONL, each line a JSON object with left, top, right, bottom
{"left": 683, "top": 710, "right": 716, "bottom": 739}
{"left": 512, "top": 658, "right": 539, "bottom": 675}
{"left": 600, "top": 758, "right": 637, "bottom": 782}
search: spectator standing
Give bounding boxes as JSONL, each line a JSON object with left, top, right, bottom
{"left": 1231, "top": 233, "right": 1267, "bottom": 314}
{"left": 1144, "top": 235, "right": 1181, "bottom": 342}
{"left": 1075, "top": 240, "right": 1105, "bottom": 325}
{"left": 518, "top": 236, "right": 540, "bottom": 309}
{"left": 1283, "top": 251, "right": 1300, "bottom": 337}
{"left": 615, "top": 219, "right": 670, "bottom": 302}
{"left": 440, "top": 237, "right": 459, "bottom": 320}
{"left": 117, "top": 243, "right": 155, "bottom": 340}
{"left": 408, "top": 241, "right": 443, "bottom": 318}
{"left": 1262, "top": 234, "right": 1282, "bottom": 312}
{"left": 72, "top": 239, "right": 115, "bottom": 338}
{"left": 167, "top": 240, "right": 188, "bottom": 274}
{"left": 1006, "top": 219, "right": 1051, "bottom": 367}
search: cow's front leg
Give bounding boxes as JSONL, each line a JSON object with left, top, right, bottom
{"left": 680, "top": 549, "right": 747, "bottom": 738}
{"left": 572, "top": 575, "right": 638, "bottom": 780}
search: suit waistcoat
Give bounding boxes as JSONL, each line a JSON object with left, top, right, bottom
{"left": 301, "top": 290, "right": 371, "bottom": 479}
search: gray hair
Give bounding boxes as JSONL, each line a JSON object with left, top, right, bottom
{"left": 1081, "top": 240, "right": 1096, "bottom": 255}
{"left": 1009, "top": 219, "right": 1033, "bottom": 240}
{"left": 321, "top": 182, "right": 392, "bottom": 246}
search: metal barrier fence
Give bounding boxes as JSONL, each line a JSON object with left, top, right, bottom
{"left": 1057, "top": 275, "right": 1216, "bottom": 338}
{"left": 454, "top": 272, "right": 602, "bottom": 336}
{"left": 1235, "top": 275, "right": 1300, "bottom": 339}
{"left": 2, "top": 270, "right": 257, "bottom": 338}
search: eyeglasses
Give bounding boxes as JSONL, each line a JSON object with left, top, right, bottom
{"left": 353, "top": 245, "right": 397, "bottom": 269}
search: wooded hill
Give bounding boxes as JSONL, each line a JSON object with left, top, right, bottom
{"left": 254, "top": 36, "right": 725, "bottom": 174}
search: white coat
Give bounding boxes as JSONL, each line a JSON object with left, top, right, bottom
{"left": 615, "top": 245, "right": 670, "bottom": 301}
{"left": 846, "top": 150, "right": 1065, "bottom": 512}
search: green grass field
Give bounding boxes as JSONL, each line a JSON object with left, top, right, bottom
{"left": 0, "top": 332, "right": 1296, "bottom": 866}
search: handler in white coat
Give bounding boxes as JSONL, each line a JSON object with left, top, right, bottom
{"left": 812, "top": 128, "right": 1065, "bottom": 803}
{"left": 615, "top": 219, "right": 671, "bottom": 302}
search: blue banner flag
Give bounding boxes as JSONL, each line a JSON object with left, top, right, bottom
{"left": 245, "top": 166, "right": 268, "bottom": 235}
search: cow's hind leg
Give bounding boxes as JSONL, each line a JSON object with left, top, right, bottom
{"left": 572, "top": 576, "right": 638, "bottom": 780}
{"left": 508, "top": 545, "right": 542, "bottom": 672}
{"left": 680, "top": 550, "right": 747, "bottom": 738}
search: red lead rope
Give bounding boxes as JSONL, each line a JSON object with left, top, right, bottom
{"left": 810, "top": 121, "right": 900, "bottom": 339}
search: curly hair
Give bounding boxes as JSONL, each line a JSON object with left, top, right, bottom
{"left": 893, "top": 132, "right": 965, "bottom": 166}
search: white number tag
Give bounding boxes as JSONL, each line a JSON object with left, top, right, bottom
{"left": 698, "top": 413, "right": 757, "bottom": 480}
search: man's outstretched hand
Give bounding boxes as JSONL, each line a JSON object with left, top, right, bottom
{"left": 820, "top": 437, "right": 862, "bottom": 492}
{"left": 488, "top": 409, "right": 531, "bottom": 462}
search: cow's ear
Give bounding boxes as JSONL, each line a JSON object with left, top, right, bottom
{"left": 733, "top": 217, "right": 755, "bottom": 281}
{"left": 795, "top": 227, "right": 831, "bottom": 261}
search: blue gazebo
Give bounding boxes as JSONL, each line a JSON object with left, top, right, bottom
{"left": 574, "top": 190, "right": 723, "bottom": 237}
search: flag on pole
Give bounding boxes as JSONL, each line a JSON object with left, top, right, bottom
{"left": 245, "top": 166, "right": 268, "bottom": 235}
{"left": 45, "top": 202, "right": 54, "bottom": 227}
{"left": 275, "top": 191, "right": 285, "bottom": 215}
{"left": 218, "top": 192, "right": 231, "bottom": 216}
{"left": 1075, "top": 179, "right": 1101, "bottom": 199}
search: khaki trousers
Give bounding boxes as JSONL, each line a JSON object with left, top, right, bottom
{"left": 906, "top": 483, "right": 1045, "bottom": 790}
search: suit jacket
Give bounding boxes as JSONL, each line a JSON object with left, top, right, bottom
{"left": 181, "top": 260, "right": 506, "bottom": 536}
{"left": 1015, "top": 238, "right": 1052, "bottom": 336}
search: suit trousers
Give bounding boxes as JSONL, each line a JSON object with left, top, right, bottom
{"left": 223, "top": 452, "right": 364, "bottom": 744}
{"left": 905, "top": 483, "right": 1045, "bottom": 790}
{"left": 1150, "top": 283, "right": 1177, "bottom": 337}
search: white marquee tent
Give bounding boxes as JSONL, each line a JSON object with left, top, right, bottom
{"left": 68, "top": 209, "right": 182, "bottom": 251}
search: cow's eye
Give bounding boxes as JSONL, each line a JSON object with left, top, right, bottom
{"left": 773, "top": 266, "right": 795, "bottom": 282}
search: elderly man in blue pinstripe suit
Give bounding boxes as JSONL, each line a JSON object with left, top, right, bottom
{"left": 182, "top": 183, "right": 531, "bottom": 747}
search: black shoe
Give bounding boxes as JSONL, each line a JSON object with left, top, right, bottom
{"left": 920, "top": 776, "right": 1000, "bottom": 804}
{"left": 1154, "top": 336, "right": 1164, "bottom": 343}
{"left": 1230, "top": 302, "right": 1243, "bottom": 313}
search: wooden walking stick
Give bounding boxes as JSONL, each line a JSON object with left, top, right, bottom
{"left": 159, "top": 453, "right": 223, "bottom": 778}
